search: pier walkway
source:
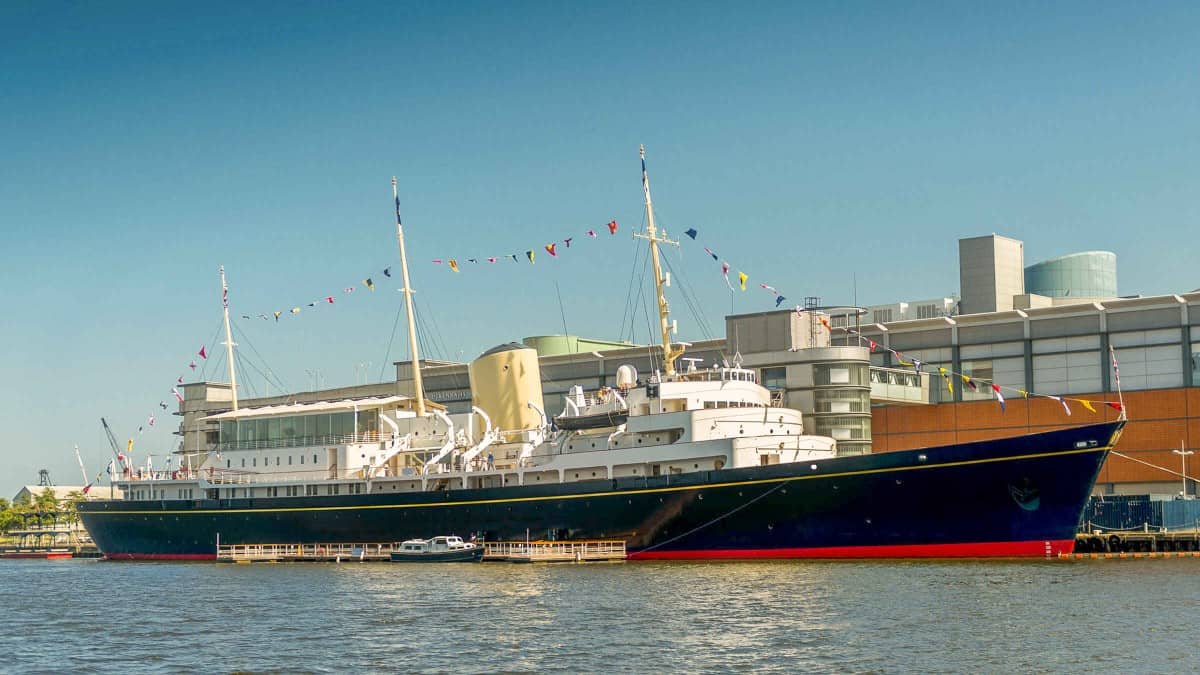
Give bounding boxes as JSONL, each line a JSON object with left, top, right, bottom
{"left": 216, "top": 540, "right": 627, "bottom": 563}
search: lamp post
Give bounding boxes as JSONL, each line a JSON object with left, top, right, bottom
{"left": 1173, "top": 441, "right": 1194, "bottom": 499}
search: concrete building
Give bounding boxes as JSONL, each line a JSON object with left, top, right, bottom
{"left": 958, "top": 234, "right": 1025, "bottom": 314}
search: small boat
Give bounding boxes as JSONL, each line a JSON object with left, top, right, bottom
{"left": 389, "top": 536, "right": 483, "bottom": 563}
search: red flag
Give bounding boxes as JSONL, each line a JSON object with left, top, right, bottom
{"left": 867, "top": 339, "right": 877, "bottom": 353}
{"left": 189, "top": 360, "right": 197, "bottom": 371}
{"left": 1106, "top": 401, "right": 1124, "bottom": 412}
{"left": 586, "top": 229, "right": 597, "bottom": 238}
{"left": 198, "top": 346, "right": 207, "bottom": 360}
{"left": 545, "top": 243, "right": 557, "bottom": 257}
{"left": 607, "top": 220, "right": 618, "bottom": 235}
{"left": 325, "top": 296, "right": 334, "bottom": 304}
{"left": 487, "top": 257, "right": 497, "bottom": 263}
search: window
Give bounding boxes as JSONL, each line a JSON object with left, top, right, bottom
{"left": 760, "top": 367, "right": 786, "bottom": 391}
{"left": 313, "top": 454, "right": 318, "bottom": 465}
{"left": 288, "top": 456, "right": 293, "bottom": 465}
{"left": 300, "top": 455, "right": 305, "bottom": 464}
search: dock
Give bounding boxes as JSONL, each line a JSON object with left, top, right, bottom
{"left": 482, "top": 540, "right": 626, "bottom": 563}
{"left": 216, "top": 539, "right": 627, "bottom": 564}
{"left": 217, "top": 543, "right": 399, "bottom": 563}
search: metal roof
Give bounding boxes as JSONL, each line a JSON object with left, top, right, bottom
{"left": 203, "top": 395, "right": 412, "bottom": 421}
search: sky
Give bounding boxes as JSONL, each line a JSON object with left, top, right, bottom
{"left": 1, "top": 1, "right": 1198, "bottom": 496}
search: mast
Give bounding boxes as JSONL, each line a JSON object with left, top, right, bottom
{"left": 219, "top": 265, "right": 239, "bottom": 411}
{"left": 393, "top": 177, "right": 426, "bottom": 417}
{"left": 634, "top": 144, "right": 685, "bottom": 377}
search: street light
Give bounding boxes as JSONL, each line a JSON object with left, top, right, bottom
{"left": 1173, "top": 441, "right": 1194, "bottom": 499}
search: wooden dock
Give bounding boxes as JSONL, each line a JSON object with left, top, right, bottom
{"left": 217, "top": 543, "right": 399, "bottom": 563}
{"left": 482, "top": 540, "right": 626, "bottom": 563}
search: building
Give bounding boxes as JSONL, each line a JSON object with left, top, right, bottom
{"left": 958, "top": 234, "right": 1025, "bottom": 314}
{"left": 1024, "top": 250, "right": 1118, "bottom": 302}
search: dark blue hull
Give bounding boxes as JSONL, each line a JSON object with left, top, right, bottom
{"left": 79, "top": 421, "right": 1123, "bottom": 560}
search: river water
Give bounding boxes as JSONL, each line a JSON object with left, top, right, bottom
{"left": 0, "top": 558, "right": 1196, "bottom": 673}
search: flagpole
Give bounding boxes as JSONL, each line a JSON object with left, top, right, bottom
{"left": 393, "top": 177, "right": 426, "bottom": 417}
{"left": 219, "top": 266, "right": 239, "bottom": 411}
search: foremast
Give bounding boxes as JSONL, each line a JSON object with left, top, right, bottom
{"left": 219, "top": 265, "right": 239, "bottom": 411}
{"left": 392, "top": 177, "right": 427, "bottom": 417}
{"left": 634, "top": 145, "right": 685, "bottom": 378}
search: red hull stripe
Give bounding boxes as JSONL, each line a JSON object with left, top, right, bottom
{"left": 630, "top": 539, "right": 1076, "bottom": 560}
{"left": 105, "top": 553, "right": 216, "bottom": 561}
{"left": 0, "top": 552, "right": 73, "bottom": 559}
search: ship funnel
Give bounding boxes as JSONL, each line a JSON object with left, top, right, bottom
{"left": 616, "top": 364, "right": 638, "bottom": 391}
{"left": 469, "top": 343, "right": 545, "bottom": 433}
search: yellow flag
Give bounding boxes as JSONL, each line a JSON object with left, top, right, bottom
{"left": 291, "top": 307, "right": 300, "bottom": 314}
{"left": 738, "top": 272, "right": 748, "bottom": 291}
{"left": 526, "top": 250, "right": 535, "bottom": 264}
{"left": 363, "top": 278, "right": 375, "bottom": 291}
{"left": 127, "top": 438, "right": 134, "bottom": 453}
{"left": 449, "top": 259, "right": 459, "bottom": 273}
{"left": 1080, "top": 399, "right": 1097, "bottom": 413}
{"left": 939, "top": 368, "right": 953, "bottom": 394}
{"left": 1018, "top": 390, "right": 1028, "bottom": 398}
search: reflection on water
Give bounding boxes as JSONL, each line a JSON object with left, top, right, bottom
{"left": 1, "top": 559, "right": 1197, "bottom": 673}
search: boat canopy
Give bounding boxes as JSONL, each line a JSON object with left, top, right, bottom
{"left": 203, "top": 395, "right": 414, "bottom": 421}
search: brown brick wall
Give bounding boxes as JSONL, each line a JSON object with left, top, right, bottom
{"left": 871, "top": 387, "right": 1200, "bottom": 487}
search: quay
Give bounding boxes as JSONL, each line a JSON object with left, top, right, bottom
{"left": 217, "top": 540, "right": 627, "bottom": 563}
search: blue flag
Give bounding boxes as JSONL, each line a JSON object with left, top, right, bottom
{"left": 685, "top": 228, "right": 697, "bottom": 240}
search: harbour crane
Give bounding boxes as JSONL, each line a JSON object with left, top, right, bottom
{"left": 100, "top": 417, "right": 126, "bottom": 462}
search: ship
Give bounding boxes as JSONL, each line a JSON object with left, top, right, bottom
{"left": 79, "top": 148, "right": 1125, "bottom": 560}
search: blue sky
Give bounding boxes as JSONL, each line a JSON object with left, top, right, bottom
{"left": 1, "top": 2, "right": 1197, "bottom": 496}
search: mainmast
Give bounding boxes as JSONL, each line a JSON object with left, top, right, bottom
{"left": 393, "top": 177, "right": 426, "bottom": 417}
{"left": 219, "top": 265, "right": 239, "bottom": 411}
{"left": 634, "top": 145, "right": 685, "bottom": 378}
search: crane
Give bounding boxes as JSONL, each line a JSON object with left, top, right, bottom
{"left": 101, "top": 417, "right": 126, "bottom": 462}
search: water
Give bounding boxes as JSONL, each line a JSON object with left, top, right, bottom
{"left": 1, "top": 559, "right": 1196, "bottom": 673}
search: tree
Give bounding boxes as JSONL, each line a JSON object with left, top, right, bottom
{"left": 33, "top": 488, "right": 59, "bottom": 528}
{"left": 62, "top": 490, "right": 87, "bottom": 526}
{"left": 0, "top": 498, "right": 15, "bottom": 534}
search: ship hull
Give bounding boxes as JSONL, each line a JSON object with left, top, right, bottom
{"left": 79, "top": 422, "right": 1121, "bottom": 560}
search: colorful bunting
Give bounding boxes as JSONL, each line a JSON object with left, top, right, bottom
{"left": 1050, "top": 395, "right": 1071, "bottom": 416}
{"left": 448, "top": 260, "right": 459, "bottom": 273}
{"left": 564, "top": 238, "right": 573, "bottom": 248}
{"left": 962, "top": 375, "right": 977, "bottom": 391}
{"left": 775, "top": 295, "right": 786, "bottom": 307}
{"left": 364, "top": 278, "right": 375, "bottom": 291}
{"left": 325, "top": 296, "right": 334, "bottom": 304}
{"left": 171, "top": 388, "right": 184, "bottom": 403}
{"left": 189, "top": 360, "right": 197, "bottom": 371}
{"left": 526, "top": 250, "right": 535, "bottom": 264}
{"left": 1080, "top": 399, "right": 1097, "bottom": 413}
{"left": 685, "top": 228, "right": 697, "bottom": 240}
{"left": 487, "top": 257, "right": 497, "bottom": 263}
{"left": 198, "top": 346, "right": 207, "bottom": 360}
{"left": 290, "top": 307, "right": 300, "bottom": 314}
{"left": 545, "top": 243, "right": 557, "bottom": 257}
{"left": 704, "top": 247, "right": 719, "bottom": 261}
{"left": 273, "top": 311, "right": 282, "bottom": 321}
{"left": 992, "top": 384, "right": 1005, "bottom": 412}
{"left": 383, "top": 267, "right": 392, "bottom": 277}
{"left": 939, "top": 367, "right": 953, "bottom": 394}
{"left": 738, "top": 272, "right": 748, "bottom": 291}
{"left": 587, "top": 229, "right": 597, "bottom": 238}
{"left": 607, "top": 220, "right": 618, "bottom": 235}
{"left": 1106, "top": 401, "right": 1124, "bottom": 412}
{"left": 819, "top": 316, "right": 832, "bottom": 332}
